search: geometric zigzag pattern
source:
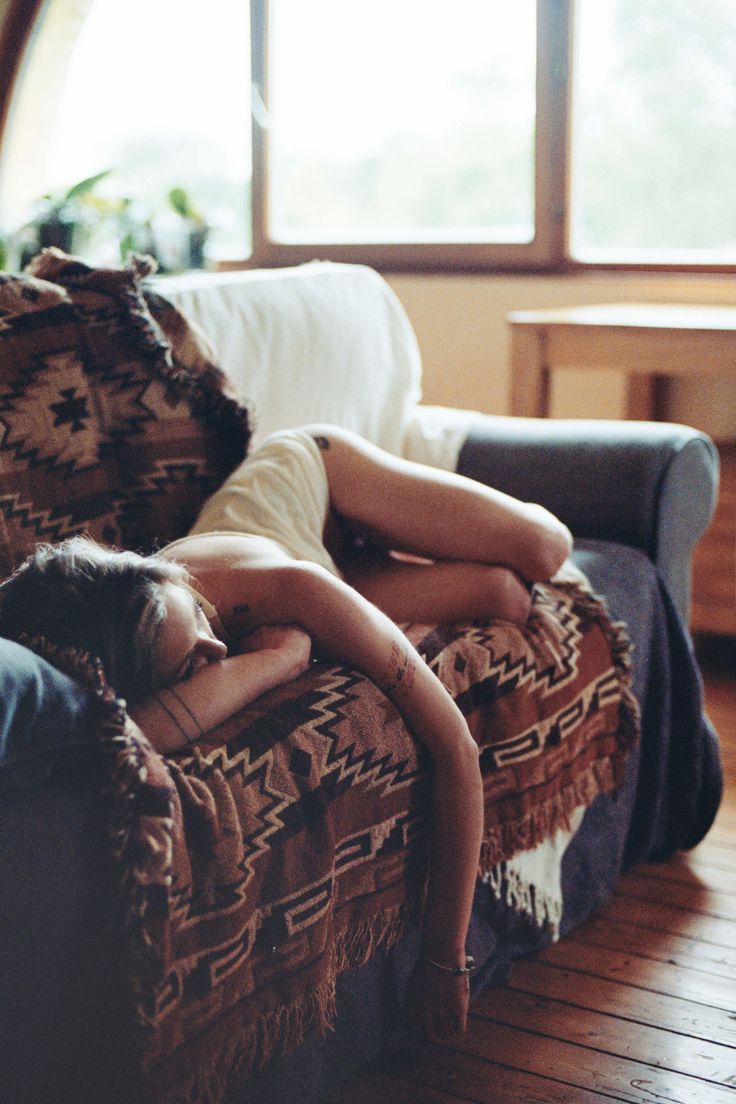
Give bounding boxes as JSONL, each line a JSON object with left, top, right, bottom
{"left": 0, "top": 258, "right": 251, "bottom": 579}
{"left": 133, "top": 576, "right": 639, "bottom": 1100}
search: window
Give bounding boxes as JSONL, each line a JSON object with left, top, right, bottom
{"left": 2, "top": 0, "right": 735, "bottom": 273}
{"left": 251, "top": 0, "right": 570, "bottom": 270}
{"left": 265, "top": 3, "right": 537, "bottom": 244}
{"left": 0, "top": 0, "right": 251, "bottom": 269}
{"left": 571, "top": 0, "right": 736, "bottom": 265}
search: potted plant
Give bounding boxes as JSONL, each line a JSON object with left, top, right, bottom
{"left": 167, "top": 186, "right": 209, "bottom": 269}
{"left": 17, "top": 169, "right": 111, "bottom": 266}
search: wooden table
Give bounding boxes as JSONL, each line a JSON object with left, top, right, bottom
{"left": 507, "top": 302, "right": 736, "bottom": 635}
{"left": 507, "top": 302, "right": 736, "bottom": 420}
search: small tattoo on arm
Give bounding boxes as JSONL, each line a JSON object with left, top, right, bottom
{"left": 313, "top": 435, "right": 331, "bottom": 451}
{"left": 155, "top": 694, "right": 187, "bottom": 736}
{"left": 385, "top": 641, "right": 417, "bottom": 694}
{"left": 158, "top": 687, "right": 204, "bottom": 742}
{"left": 167, "top": 687, "right": 204, "bottom": 736}
{"left": 233, "top": 603, "right": 251, "bottom": 615}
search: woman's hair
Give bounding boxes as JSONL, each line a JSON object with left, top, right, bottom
{"left": 0, "top": 537, "right": 189, "bottom": 704}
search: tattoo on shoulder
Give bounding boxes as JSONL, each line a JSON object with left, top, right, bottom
{"left": 233, "top": 603, "right": 251, "bottom": 615}
{"left": 313, "top": 435, "right": 331, "bottom": 451}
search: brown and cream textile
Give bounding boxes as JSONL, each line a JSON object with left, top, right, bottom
{"left": 1, "top": 257, "right": 639, "bottom": 1103}
{"left": 81, "top": 574, "right": 636, "bottom": 1104}
{"left": 0, "top": 253, "right": 252, "bottom": 578}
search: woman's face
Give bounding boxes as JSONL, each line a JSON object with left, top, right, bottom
{"left": 155, "top": 583, "right": 228, "bottom": 686}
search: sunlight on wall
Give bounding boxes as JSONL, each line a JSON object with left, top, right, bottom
{"left": 0, "top": 0, "right": 251, "bottom": 258}
{"left": 388, "top": 271, "right": 736, "bottom": 440}
{"left": 0, "top": 0, "right": 91, "bottom": 224}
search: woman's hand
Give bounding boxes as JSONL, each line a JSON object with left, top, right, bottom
{"left": 405, "top": 959, "right": 470, "bottom": 1042}
{"left": 238, "top": 624, "right": 313, "bottom": 679}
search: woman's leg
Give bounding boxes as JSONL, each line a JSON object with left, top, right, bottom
{"left": 343, "top": 554, "right": 534, "bottom": 625}
{"left": 308, "top": 426, "right": 572, "bottom": 584}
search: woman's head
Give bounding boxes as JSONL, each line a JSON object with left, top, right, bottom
{"left": 0, "top": 537, "right": 208, "bottom": 704}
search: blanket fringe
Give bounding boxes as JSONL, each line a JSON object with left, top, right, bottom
{"left": 483, "top": 860, "right": 562, "bottom": 934}
{"left": 480, "top": 575, "right": 641, "bottom": 912}
{"left": 151, "top": 899, "right": 415, "bottom": 1104}
{"left": 155, "top": 973, "right": 339, "bottom": 1104}
{"left": 478, "top": 758, "right": 613, "bottom": 869}
{"left": 556, "top": 573, "right": 641, "bottom": 762}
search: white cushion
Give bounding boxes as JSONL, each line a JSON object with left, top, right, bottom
{"left": 157, "top": 262, "right": 423, "bottom": 456}
{"left": 402, "top": 404, "right": 483, "bottom": 471}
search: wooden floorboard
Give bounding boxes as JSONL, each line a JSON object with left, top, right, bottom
{"left": 506, "top": 958, "right": 736, "bottom": 1046}
{"left": 326, "top": 636, "right": 736, "bottom": 1104}
{"left": 537, "top": 937, "right": 736, "bottom": 1011}
{"left": 470, "top": 991, "right": 735, "bottom": 1084}
{"left": 568, "top": 915, "right": 736, "bottom": 980}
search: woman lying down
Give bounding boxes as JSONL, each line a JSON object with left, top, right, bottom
{"left": 0, "top": 424, "right": 572, "bottom": 1045}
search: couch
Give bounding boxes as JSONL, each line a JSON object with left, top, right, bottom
{"left": 0, "top": 253, "right": 723, "bottom": 1104}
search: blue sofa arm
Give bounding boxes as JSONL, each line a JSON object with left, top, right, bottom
{"left": 457, "top": 416, "right": 719, "bottom": 623}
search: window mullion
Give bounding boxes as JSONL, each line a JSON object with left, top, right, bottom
{"left": 534, "top": 0, "right": 573, "bottom": 267}
{"left": 249, "top": 0, "right": 270, "bottom": 265}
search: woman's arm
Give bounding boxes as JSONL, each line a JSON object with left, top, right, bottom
{"left": 154, "top": 552, "right": 483, "bottom": 1038}
{"left": 263, "top": 562, "right": 484, "bottom": 1040}
{"left": 129, "top": 625, "right": 312, "bottom": 755}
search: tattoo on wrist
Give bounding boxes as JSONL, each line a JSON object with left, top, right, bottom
{"left": 169, "top": 687, "right": 204, "bottom": 736}
{"left": 158, "top": 687, "right": 204, "bottom": 743}
{"left": 155, "top": 694, "right": 186, "bottom": 736}
{"left": 313, "top": 435, "right": 331, "bottom": 451}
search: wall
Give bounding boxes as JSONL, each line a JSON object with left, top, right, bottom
{"left": 387, "top": 271, "right": 736, "bottom": 441}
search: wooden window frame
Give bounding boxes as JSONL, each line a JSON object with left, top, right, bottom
{"left": 0, "top": 0, "right": 45, "bottom": 139}
{"left": 248, "top": 0, "right": 573, "bottom": 273}
{"left": 4, "top": 0, "right": 735, "bottom": 275}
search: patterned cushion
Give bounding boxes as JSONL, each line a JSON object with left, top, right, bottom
{"left": 0, "top": 251, "right": 252, "bottom": 579}
{"left": 0, "top": 269, "right": 69, "bottom": 320}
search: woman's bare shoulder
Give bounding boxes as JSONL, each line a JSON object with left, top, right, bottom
{"left": 160, "top": 531, "right": 296, "bottom": 634}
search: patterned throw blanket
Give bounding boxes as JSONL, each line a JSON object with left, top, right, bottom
{"left": 0, "top": 256, "right": 685, "bottom": 1104}
{"left": 75, "top": 567, "right": 638, "bottom": 1104}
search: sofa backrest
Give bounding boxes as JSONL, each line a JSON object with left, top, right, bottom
{"left": 158, "top": 262, "right": 424, "bottom": 454}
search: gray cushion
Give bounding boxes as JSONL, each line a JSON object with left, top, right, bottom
{"left": 0, "top": 637, "right": 96, "bottom": 792}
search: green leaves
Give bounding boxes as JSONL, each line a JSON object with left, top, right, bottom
{"left": 62, "top": 168, "right": 113, "bottom": 203}
{"left": 168, "top": 187, "right": 205, "bottom": 225}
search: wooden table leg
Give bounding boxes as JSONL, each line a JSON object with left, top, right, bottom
{"left": 509, "top": 326, "right": 549, "bottom": 417}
